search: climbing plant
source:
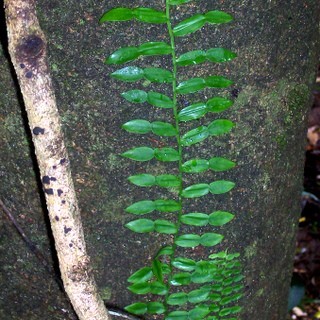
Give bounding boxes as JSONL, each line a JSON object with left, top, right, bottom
{"left": 100, "top": 1, "right": 243, "bottom": 319}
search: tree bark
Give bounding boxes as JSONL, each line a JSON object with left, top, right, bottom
{"left": 0, "top": 1, "right": 319, "bottom": 320}
{"left": 4, "top": 0, "right": 110, "bottom": 319}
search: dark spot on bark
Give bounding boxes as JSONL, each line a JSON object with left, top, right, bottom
{"left": 53, "top": 166, "right": 57, "bottom": 169}
{"left": 69, "top": 243, "right": 73, "bottom": 247}
{"left": 17, "top": 35, "right": 44, "bottom": 67}
{"left": 55, "top": 216, "right": 59, "bottom": 221}
{"left": 231, "top": 88, "right": 240, "bottom": 98}
{"left": 50, "top": 177, "right": 57, "bottom": 181}
{"left": 25, "top": 71, "right": 33, "bottom": 78}
{"left": 33, "top": 127, "right": 45, "bottom": 135}
{"left": 57, "top": 189, "right": 63, "bottom": 197}
{"left": 42, "top": 176, "right": 50, "bottom": 184}
{"left": 64, "top": 226, "right": 72, "bottom": 234}
{"left": 44, "top": 188, "right": 54, "bottom": 195}
{"left": 60, "top": 158, "right": 67, "bottom": 165}
{"left": 61, "top": 200, "right": 66, "bottom": 204}
{"left": 20, "top": 64, "right": 25, "bottom": 68}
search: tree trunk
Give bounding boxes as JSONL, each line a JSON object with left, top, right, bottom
{"left": 0, "top": 1, "right": 319, "bottom": 320}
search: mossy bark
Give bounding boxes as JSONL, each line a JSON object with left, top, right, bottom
{"left": 0, "top": 1, "right": 319, "bottom": 320}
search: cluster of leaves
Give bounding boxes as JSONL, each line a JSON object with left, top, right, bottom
{"left": 101, "top": 1, "right": 243, "bottom": 319}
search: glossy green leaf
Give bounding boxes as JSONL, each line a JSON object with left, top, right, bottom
{"left": 172, "top": 257, "right": 196, "bottom": 271}
{"left": 106, "top": 47, "right": 139, "bottom": 64}
{"left": 147, "top": 302, "right": 166, "bottom": 314}
{"left": 147, "top": 91, "right": 174, "bottom": 108}
{"left": 209, "top": 180, "right": 235, "bottom": 194}
{"left": 154, "top": 199, "right": 181, "bottom": 212}
{"left": 181, "top": 213, "right": 209, "bottom": 226}
{"left": 219, "top": 306, "right": 242, "bottom": 317}
{"left": 149, "top": 281, "right": 168, "bottom": 295}
{"left": 170, "top": 273, "right": 191, "bottom": 286}
{"left": 144, "top": 67, "right": 173, "bottom": 83}
{"left": 176, "top": 77, "right": 206, "bottom": 94}
{"left": 128, "top": 174, "right": 156, "bottom": 187}
{"left": 128, "top": 282, "right": 150, "bottom": 294}
{"left": 122, "top": 147, "right": 154, "bottom": 161}
{"left": 188, "top": 287, "right": 211, "bottom": 304}
{"left": 122, "top": 119, "right": 151, "bottom": 134}
{"left": 189, "top": 306, "right": 211, "bottom": 319}
{"left": 209, "top": 211, "right": 234, "bottom": 226}
{"left": 176, "top": 50, "right": 206, "bottom": 66}
{"left": 167, "top": 292, "right": 188, "bottom": 306}
{"left": 166, "top": 311, "right": 189, "bottom": 320}
{"left": 127, "top": 267, "right": 153, "bottom": 283}
{"left": 206, "top": 96, "right": 233, "bottom": 112}
{"left": 205, "top": 75, "right": 233, "bottom": 88}
{"left": 173, "top": 14, "right": 206, "bottom": 37}
{"left": 138, "top": 42, "right": 172, "bottom": 55}
{"left": 205, "top": 10, "right": 233, "bottom": 24}
{"left": 175, "top": 234, "right": 201, "bottom": 247}
{"left": 181, "top": 159, "right": 209, "bottom": 173}
{"left": 133, "top": 8, "right": 167, "bottom": 24}
{"left": 156, "top": 246, "right": 174, "bottom": 257}
{"left": 169, "top": 0, "right": 192, "bottom": 4}
{"left": 208, "top": 119, "right": 235, "bottom": 136}
{"left": 124, "top": 302, "right": 147, "bottom": 315}
{"left": 125, "top": 200, "right": 156, "bottom": 214}
{"left": 206, "top": 48, "right": 237, "bottom": 63}
{"left": 151, "top": 121, "right": 177, "bottom": 136}
{"left": 200, "top": 233, "right": 224, "bottom": 246}
{"left": 154, "top": 147, "right": 180, "bottom": 162}
{"left": 155, "top": 174, "right": 181, "bottom": 188}
{"left": 181, "top": 125, "right": 209, "bottom": 146}
{"left": 209, "top": 157, "right": 236, "bottom": 171}
{"left": 100, "top": 8, "right": 133, "bottom": 22}
{"left": 181, "top": 183, "right": 209, "bottom": 198}
{"left": 154, "top": 220, "right": 177, "bottom": 234}
{"left": 191, "top": 271, "right": 213, "bottom": 284}
{"left": 121, "top": 90, "right": 148, "bottom": 103}
{"left": 152, "top": 259, "right": 163, "bottom": 282}
{"left": 111, "top": 66, "right": 144, "bottom": 82}
{"left": 178, "top": 102, "right": 207, "bottom": 121}
{"left": 125, "top": 219, "right": 155, "bottom": 233}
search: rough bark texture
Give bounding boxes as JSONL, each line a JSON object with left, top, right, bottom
{"left": 3, "top": 0, "right": 110, "bottom": 319}
{"left": 0, "top": 1, "right": 319, "bottom": 320}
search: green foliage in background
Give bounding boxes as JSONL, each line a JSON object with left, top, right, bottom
{"left": 100, "top": 1, "right": 244, "bottom": 318}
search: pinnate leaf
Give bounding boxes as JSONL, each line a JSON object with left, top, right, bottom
{"left": 188, "top": 287, "right": 211, "bottom": 303}
{"left": 205, "top": 75, "right": 233, "bottom": 88}
{"left": 208, "top": 119, "right": 235, "bottom": 136}
{"left": 106, "top": 46, "right": 139, "bottom": 64}
{"left": 125, "top": 302, "right": 147, "bottom": 315}
{"left": 206, "top": 48, "right": 237, "bottom": 63}
{"left": 125, "top": 200, "right": 156, "bottom": 215}
{"left": 132, "top": 8, "right": 167, "bottom": 24}
{"left": 138, "top": 42, "right": 172, "bottom": 55}
{"left": 181, "top": 125, "right": 209, "bottom": 146}
{"left": 181, "top": 213, "right": 209, "bottom": 226}
{"left": 170, "top": 273, "right": 191, "bottom": 286}
{"left": 149, "top": 281, "right": 168, "bottom": 295}
{"left": 151, "top": 121, "right": 177, "bottom": 136}
{"left": 125, "top": 218, "right": 155, "bottom": 233}
{"left": 176, "top": 77, "right": 206, "bottom": 94}
{"left": 154, "top": 220, "right": 177, "bottom": 234}
{"left": 128, "top": 267, "right": 153, "bottom": 283}
{"left": 182, "top": 183, "right": 209, "bottom": 198}
{"left": 167, "top": 292, "right": 188, "bottom": 306}
{"left": 182, "top": 159, "right": 209, "bottom": 173}
{"left": 205, "top": 10, "right": 233, "bottom": 24}
{"left": 175, "top": 234, "right": 201, "bottom": 247}
{"left": 144, "top": 67, "right": 173, "bottom": 83}
{"left": 173, "top": 14, "right": 206, "bottom": 37}
{"left": 155, "top": 174, "right": 181, "bottom": 188}
{"left": 128, "top": 174, "right": 156, "bottom": 187}
{"left": 154, "top": 147, "right": 180, "bottom": 162}
{"left": 169, "top": 0, "right": 192, "bottom": 5}
{"left": 122, "top": 147, "right": 154, "bottom": 161}
{"left": 200, "top": 233, "right": 224, "bottom": 246}
{"left": 121, "top": 90, "right": 148, "bottom": 103}
{"left": 209, "top": 157, "right": 236, "bottom": 171}
{"left": 209, "top": 211, "right": 235, "bottom": 226}
{"left": 166, "top": 311, "right": 189, "bottom": 320}
{"left": 147, "top": 91, "right": 174, "bottom": 108}
{"left": 152, "top": 259, "right": 163, "bottom": 282}
{"left": 172, "top": 257, "right": 196, "bottom": 271}
{"left": 128, "top": 282, "right": 150, "bottom": 294}
{"left": 147, "top": 302, "right": 166, "bottom": 314}
{"left": 100, "top": 8, "right": 133, "bottom": 22}
{"left": 154, "top": 199, "right": 181, "bottom": 212}
{"left": 209, "top": 180, "right": 235, "bottom": 194}
{"left": 178, "top": 102, "right": 207, "bottom": 121}
{"left": 122, "top": 119, "right": 151, "bottom": 134}
{"left": 176, "top": 50, "right": 206, "bottom": 66}
{"left": 207, "top": 96, "right": 233, "bottom": 112}
{"left": 111, "top": 66, "right": 144, "bottom": 81}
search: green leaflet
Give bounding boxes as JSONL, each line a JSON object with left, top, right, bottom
{"left": 100, "top": 7, "right": 167, "bottom": 24}
{"left": 173, "top": 11, "right": 233, "bottom": 37}
{"left": 106, "top": 42, "right": 172, "bottom": 64}
{"left": 103, "top": 2, "right": 243, "bottom": 319}
{"left": 111, "top": 66, "right": 173, "bottom": 83}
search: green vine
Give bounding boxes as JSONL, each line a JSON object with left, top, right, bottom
{"left": 100, "top": 1, "right": 243, "bottom": 319}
